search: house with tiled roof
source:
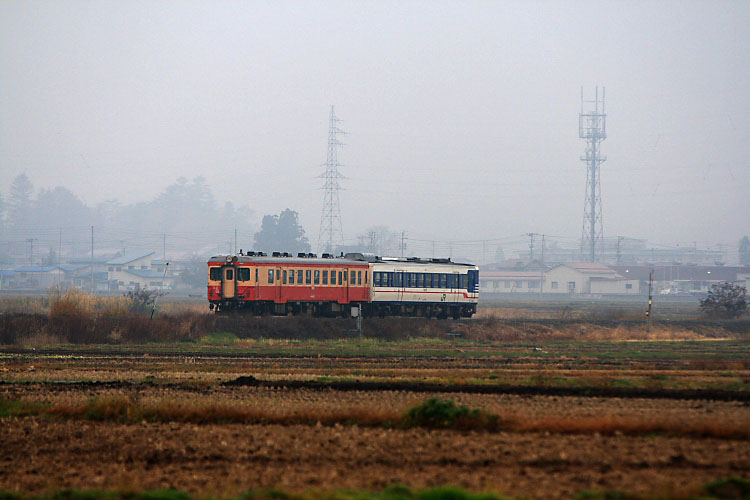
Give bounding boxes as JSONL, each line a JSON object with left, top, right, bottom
{"left": 106, "top": 252, "right": 171, "bottom": 291}
{"left": 543, "top": 262, "right": 639, "bottom": 295}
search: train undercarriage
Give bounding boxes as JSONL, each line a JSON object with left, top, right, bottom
{"left": 211, "top": 300, "right": 476, "bottom": 319}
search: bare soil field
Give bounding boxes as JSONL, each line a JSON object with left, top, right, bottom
{"left": 2, "top": 345, "right": 750, "bottom": 500}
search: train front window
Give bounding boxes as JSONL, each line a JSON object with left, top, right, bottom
{"left": 209, "top": 268, "right": 221, "bottom": 281}
{"left": 237, "top": 268, "right": 250, "bottom": 281}
{"left": 225, "top": 269, "right": 234, "bottom": 280}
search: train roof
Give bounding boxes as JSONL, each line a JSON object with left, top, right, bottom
{"left": 208, "top": 255, "right": 369, "bottom": 266}
{"left": 208, "top": 252, "right": 476, "bottom": 268}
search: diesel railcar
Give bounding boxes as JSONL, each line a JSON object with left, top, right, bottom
{"left": 207, "top": 252, "right": 479, "bottom": 318}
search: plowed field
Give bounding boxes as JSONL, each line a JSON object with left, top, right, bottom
{"left": 2, "top": 345, "right": 749, "bottom": 499}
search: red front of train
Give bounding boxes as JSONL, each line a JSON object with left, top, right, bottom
{"left": 207, "top": 253, "right": 370, "bottom": 316}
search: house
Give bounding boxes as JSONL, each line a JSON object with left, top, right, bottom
{"left": 107, "top": 252, "right": 172, "bottom": 291}
{"left": 542, "top": 262, "right": 639, "bottom": 295}
{"left": 611, "top": 265, "right": 750, "bottom": 295}
{"left": 480, "top": 271, "right": 545, "bottom": 294}
{"left": 12, "top": 266, "right": 66, "bottom": 290}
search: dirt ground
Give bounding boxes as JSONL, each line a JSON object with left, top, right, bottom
{"left": 2, "top": 349, "right": 750, "bottom": 499}
{"left": 2, "top": 418, "right": 749, "bottom": 500}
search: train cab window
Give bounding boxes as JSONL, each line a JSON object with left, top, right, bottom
{"left": 225, "top": 269, "right": 234, "bottom": 281}
{"left": 306, "top": 270, "right": 311, "bottom": 284}
{"left": 357, "top": 271, "right": 362, "bottom": 285}
{"left": 282, "top": 270, "right": 287, "bottom": 284}
{"left": 209, "top": 268, "right": 222, "bottom": 281}
{"left": 299, "top": 270, "right": 304, "bottom": 284}
{"left": 268, "top": 269, "right": 274, "bottom": 284}
{"left": 289, "top": 270, "right": 295, "bottom": 284}
{"left": 322, "top": 270, "right": 328, "bottom": 285}
{"left": 416, "top": 273, "right": 424, "bottom": 288}
{"left": 459, "top": 275, "right": 468, "bottom": 289}
{"left": 237, "top": 268, "right": 250, "bottom": 281}
{"left": 314, "top": 270, "right": 320, "bottom": 285}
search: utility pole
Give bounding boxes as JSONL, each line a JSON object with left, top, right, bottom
{"left": 579, "top": 86, "right": 607, "bottom": 262}
{"left": 527, "top": 233, "right": 536, "bottom": 261}
{"left": 646, "top": 270, "right": 654, "bottom": 331}
{"left": 539, "top": 234, "right": 545, "bottom": 297}
{"left": 317, "top": 105, "right": 346, "bottom": 253}
{"left": 90, "top": 226, "right": 94, "bottom": 293}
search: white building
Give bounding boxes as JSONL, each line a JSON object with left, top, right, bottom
{"left": 542, "top": 263, "right": 639, "bottom": 295}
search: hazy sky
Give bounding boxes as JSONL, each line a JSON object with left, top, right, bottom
{"left": 2, "top": 0, "right": 749, "bottom": 253}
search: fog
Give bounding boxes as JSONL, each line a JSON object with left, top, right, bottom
{"left": 1, "top": 1, "right": 748, "bottom": 262}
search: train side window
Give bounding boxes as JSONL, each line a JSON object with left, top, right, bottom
{"left": 331, "top": 270, "right": 336, "bottom": 285}
{"left": 338, "top": 271, "right": 342, "bottom": 284}
{"left": 358, "top": 271, "right": 362, "bottom": 285}
{"left": 343, "top": 270, "right": 348, "bottom": 282}
{"left": 322, "top": 270, "right": 328, "bottom": 285}
{"left": 395, "top": 273, "right": 402, "bottom": 287}
{"left": 225, "top": 269, "right": 233, "bottom": 280}
{"left": 255, "top": 268, "right": 259, "bottom": 282}
{"left": 276, "top": 269, "right": 281, "bottom": 281}
{"left": 209, "top": 268, "right": 221, "bottom": 281}
{"left": 365, "top": 271, "right": 368, "bottom": 284}
{"left": 282, "top": 270, "right": 287, "bottom": 284}
{"left": 268, "top": 269, "right": 274, "bottom": 284}
{"left": 416, "top": 273, "right": 423, "bottom": 288}
{"left": 306, "top": 270, "right": 311, "bottom": 284}
{"left": 289, "top": 270, "right": 295, "bottom": 284}
{"left": 373, "top": 272, "right": 380, "bottom": 287}
{"left": 314, "top": 270, "right": 320, "bottom": 285}
{"left": 451, "top": 275, "right": 458, "bottom": 288}
{"left": 460, "top": 274, "right": 467, "bottom": 289}
{"left": 298, "top": 270, "right": 304, "bottom": 284}
{"left": 237, "top": 268, "right": 250, "bottom": 281}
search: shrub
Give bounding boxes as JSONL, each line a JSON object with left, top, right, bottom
{"left": 700, "top": 283, "right": 748, "bottom": 319}
{"left": 404, "top": 398, "right": 499, "bottom": 430}
{"left": 703, "top": 477, "right": 750, "bottom": 499}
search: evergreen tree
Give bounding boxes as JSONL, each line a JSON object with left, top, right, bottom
{"left": 253, "top": 209, "right": 310, "bottom": 254}
{"left": 8, "top": 173, "right": 34, "bottom": 231}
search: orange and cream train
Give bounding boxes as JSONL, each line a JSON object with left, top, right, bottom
{"left": 207, "top": 252, "right": 479, "bottom": 318}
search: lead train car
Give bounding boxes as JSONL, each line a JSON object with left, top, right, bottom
{"left": 207, "top": 253, "right": 478, "bottom": 318}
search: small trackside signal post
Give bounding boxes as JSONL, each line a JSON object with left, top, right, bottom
{"left": 646, "top": 270, "right": 654, "bottom": 331}
{"left": 351, "top": 305, "right": 362, "bottom": 339}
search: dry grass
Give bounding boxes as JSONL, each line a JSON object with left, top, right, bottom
{"left": 4, "top": 396, "right": 746, "bottom": 440}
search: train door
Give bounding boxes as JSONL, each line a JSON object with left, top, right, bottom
{"left": 450, "top": 272, "right": 460, "bottom": 303}
{"left": 275, "top": 267, "right": 282, "bottom": 302}
{"left": 397, "top": 271, "right": 405, "bottom": 302}
{"left": 222, "top": 265, "right": 236, "bottom": 299}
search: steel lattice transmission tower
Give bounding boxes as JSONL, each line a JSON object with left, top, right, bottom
{"left": 317, "top": 105, "right": 346, "bottom": 253}
{"left": 579, "top": 86, "right": 607, "bottom": 263}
